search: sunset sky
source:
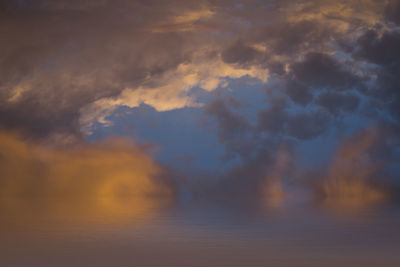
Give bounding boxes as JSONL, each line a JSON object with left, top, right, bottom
{"left": 1, "top": 0, "right": 400, "bottom": 225}
{"left": 2, "top": 1, "right": 400, "bottom": 266}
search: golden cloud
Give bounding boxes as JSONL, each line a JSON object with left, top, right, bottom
{"left": 261, "top": 145, "right": 292, "bottom": 209}
{"left": 321, "top": 130, "right": 389, "bottom": 212}
{"left": 80, "top": 55, "right": 269, "bottom": 133}
{"left": 0, "top": 131, "right": 175, "bottom": 228}
{"left": 284, "top": 0, "right": 387, "bottom": 33}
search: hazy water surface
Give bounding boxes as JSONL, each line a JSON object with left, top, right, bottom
{"left": 1, "top": 198, "right": 400, "bottom": 267}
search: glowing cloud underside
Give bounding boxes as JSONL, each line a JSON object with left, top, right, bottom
{"left": 321, "top": 131, "right": 388, "bottom": 210}
{"left": 80, "top": 57, "right": 269, "bottom": 133}
{"left": 0, "top": 131, "right": 175, "bottom": 226}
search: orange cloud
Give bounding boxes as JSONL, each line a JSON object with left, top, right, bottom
{"left": 149, "top": 8, "right": 216, "bottom": 33}
{"left": 0, "top": 131, "right": 175, "bottom": 228}
{"left": 320, "top": 129, "right": 389, "bottom": 212}
{"left": 80, "top": 56, "right": 269, "bottom": 133}
{"left": 284, "top": 0, "right": 386, "bottom": 32}
{"left": 261, "top": 145, "right": 292, "bottom": 209}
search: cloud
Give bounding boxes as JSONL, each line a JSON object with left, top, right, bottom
{"left": 285, "top": 80, "right": 314, "bottom": 106}
{"left": 385, "top": 0, "right": 400, "bottom": 25}
{"left": 289, "top": 52, "right": 361, "bottom": 90}
{"left": 173, "top": 9, "right": 215, "bottom": 24}
{"left": 0, "top": 0, "right": 391, "bottom": 141}
{"left": 202, "top": 139, "right": 296, "bottom": 210}
{"left": 205, "top": 97, "right": 250, "bottom": 141}
{"left": 0, "top": 130, "right": 175, "bottom": 226}
{"left": 357, "top": 30, "right": 400, "bottom": 66}
{"left": 1, "top": 0, "right": 400, "bottom": 212}
{"left": 356, "top": 30, "right": 400, "bottom": 120}
{"left": 282, "top": 0, "right": 386, "bottom": 32}
{"left": 260, "top": 144, "right": 292, "bottom": 208}
{"left": 316, "top": 92, "right": 360, "bottom": 115}
{"left": 81, "top": 56, "right": 269, "bottom": 133}
{"left": 221, "top": 41, "right": 264, "bottom": 65}
{"left": 286, "top": 111, "right": 331, "bottom": 140}
{"left": 257, "top": 104, "right": 331, "bottom": 140}
{"left": 0, "top": 0, "right": 220, "bottom": 138}
{"left": 280, "top": 52, "right": 363, "bottom": 113}
{"left": 149, "top": 7, "right": 216, "bottom": 32}
{"left": 313, "top": 126, "right": 396, "bottom": 212}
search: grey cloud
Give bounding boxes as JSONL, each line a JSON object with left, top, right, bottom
{"left": 267, "top": 61, "right": 286, "bottom": 76}
{"left": 221, "top": 41, "right": 263, "bottom": 65}
{"left": 285, "top": 80, "right": 314, "bottom": 106}
{"left": 286, "top": 111, "right": 331, "bottom": 140}
{"left": 205, "top": 98, "right": 250, "bottom": 140}
{"left": 270, "top": 21, "right": 332, "bottom": 56}
{"left": 256, "top": 104, "right": 287, "bottom": 134}
{"left": 316, "top": 92, "right": 360, "bottom": 115}
{"left": 248, "top": 19, "right": 332, "bottom": 57}
{"left": 209, "top": 138, "right": 295, "bottom": 207}
{"left": 385, "top": 0, "right": 400, "bottom": 25}
{"left": 217, "top": 145, "right": 280, "bottom": 204}
{"left": 356, "top": 30, "right": 400, "bottom": 120}
{"left": 0, "top": 0, "right": 383, "bottom": 141}
{"left": 0, "top": 0, "right": 208, "bottom": 139}
{"left": 257, "top": 102, "right": 331, "bottom": 140}
{"left": 283, "top": 52, "right": 363, "bottom": 112}
{"left": 290, "top": 52, "right": 361, "bottom": 90}
{"left": 357, "top": 30, "right": 400, "bottom": 66}
{"left": 204, "top": 97, "right": 256, "bottom": 160}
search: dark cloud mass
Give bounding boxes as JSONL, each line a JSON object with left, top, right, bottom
{"left": 289, "top": 52, "right": 361, "bottom": 91}
{"left": 0, "top": 0, "right": 208, "bottom": 139}
{"left": 285, "top": 80, "right": 314, "bottom": 106}
{"left": 357, "top": 30, "right": 400, "bottom": 66}
{"left": 385, "top": 0, "right": 400, "bottom": 25}
{"left": 316, "top": 92, "right": 360, "bottom": 115}
{"left": 356, "top": 30, "right": 400, "bottom": 120}
{"left": 221, "top": 41, "right": 263, "bottom": 65}
{"left": 206, "top": 98, "right": 250, "bottom": 140}
{"left": 0, "top": 0, "right": 393, "bottom": 137}
{"left": 256, "top": 99, "right": 330, "bottom": 140}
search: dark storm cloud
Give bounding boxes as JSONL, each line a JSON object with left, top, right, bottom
{"left": 221, "top": 41, "right": 263, "bottom": 65}
{"left": 264, "top": 20, "right": 332, "bottom": 56}
{"left": 257, "top": 103, "right": 331, "bottom": 140}
{"left": 0, "top": 0, "right": 211, "bottom": 139}
{"left": 282, "top": 52, "right": 363, "bottom": 113}
{"left": 203, "top": 96, "right": 328, "bottom": 204}
{"left": 316, "top": 92, "right": 360, "bottom": 115}
{"left": 356, "top": 30, "right": 400, "bottom": 120}
{"left": 286, "top": 111, "right": 331, "bottom": 140}
{"left": 285, "top": 80, "right": 314, "bottom": 106}
{"left": 204, "top": 97, "right": 259, "bottom": 161}
{"left": 220, "top": 19, "right": 336, "bottom": 74}
{"left": 0, "top": 0, "right": 387, "bottom": 141}
{"left": 0, "top": 99, "right": 81, "bottom": 140}
{"left": 356, "top": 30, "right": 400, "bottom": 66}
{"left": 256, "top": 102, "right": 288, "bottom": 134}
{"left": 385, "top": 0, "right": 400, "bottom": 25}
{"left": 216, "top": 141, "right": 294, "bottom": 206}
{"left": 289, "top": 52, "right": 361, "bottom": 90}
{"left": 206, "top": 98, "right": 250, "bottom": 140}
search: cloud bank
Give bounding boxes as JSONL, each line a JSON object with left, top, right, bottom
{"left": 0, "top": 131, "right": 175, "bottom": 226}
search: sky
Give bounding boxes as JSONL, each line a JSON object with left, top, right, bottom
{"left": 1, "top": 0, "right": 400, "bottom": 211}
